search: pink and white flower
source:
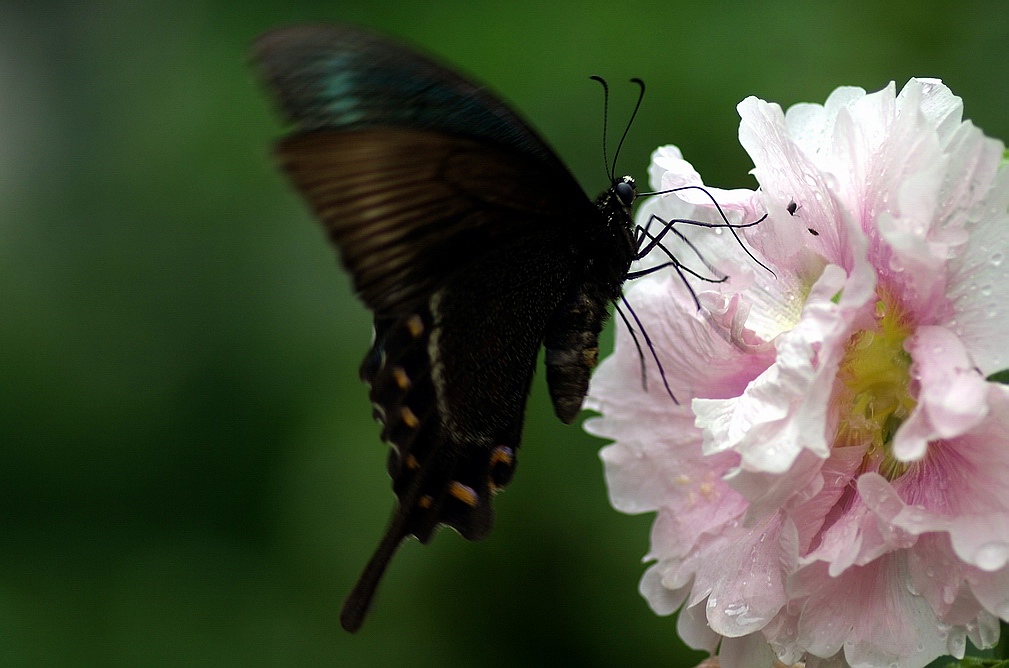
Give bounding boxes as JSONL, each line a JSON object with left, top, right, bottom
{"left": 585, "top": 79, "right": 1009, "bottom": 668}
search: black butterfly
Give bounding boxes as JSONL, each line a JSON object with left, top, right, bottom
{"left": 253, "top": 24, "right": 645, "bottom": 632}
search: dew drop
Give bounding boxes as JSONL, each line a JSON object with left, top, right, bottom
{"left": 991, "top": 251, "right": 1005, "bottom": 267}
{"left": 981, "top": 284, "right": 993, "bottom": 297}
{"left": 975, "top": 542, "right": 1009, "bottom": 570}
{"left": 977, "top": 617, "right": 1000, "bottom": 647}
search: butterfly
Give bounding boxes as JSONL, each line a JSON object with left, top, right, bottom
{"left": 252, "top": 23, "right": 643, "bottom": 632}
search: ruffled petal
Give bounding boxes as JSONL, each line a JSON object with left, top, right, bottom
{"left": 792, "top": 556, "right": 953, "bottom": 668}
{"left": 694, "top": 262, "right": 872, "bottom": 475}
{"left": 894, "top": 325, "right": 989, "bottom": 461}
{"left": 944, "top": 163, "right": 1009, "bottom": 374}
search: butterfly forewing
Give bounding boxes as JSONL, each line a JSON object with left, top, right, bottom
{"left": 277, "top": 127, "right": 594, "bottom": 315}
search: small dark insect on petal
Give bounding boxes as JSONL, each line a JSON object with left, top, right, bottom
{"left": 808, "top": 228, "right": 820, "bottom": 236}
{"left": 787, "top": 200, "right": 799, "bottom": 216}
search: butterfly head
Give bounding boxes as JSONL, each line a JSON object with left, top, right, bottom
{"left": 613, "top": 175, "right": 637, "bottom": 208}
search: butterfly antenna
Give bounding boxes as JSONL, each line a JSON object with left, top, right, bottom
{"left": 590, "top": 75, "right": 614, "bottom": 181}
{"left": 611, "top": 78, "right": 645, "bottom": 179}
{"left": 615, "top": 301, "right": 648, "bottom": 392}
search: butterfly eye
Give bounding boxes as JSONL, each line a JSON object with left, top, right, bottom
{"left": 615, "top": 180, "right": 635, "bottom": 206}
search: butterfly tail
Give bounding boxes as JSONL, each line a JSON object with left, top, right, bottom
{"left": 340, "top": 509, "right": 411, "bottom": 633}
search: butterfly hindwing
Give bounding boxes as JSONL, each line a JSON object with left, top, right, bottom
{"left": 341, "top": 227, "right": 579, "bottom": 631}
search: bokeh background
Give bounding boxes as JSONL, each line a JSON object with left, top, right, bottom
{"left": 3, "top": 0, "right": 1009, "bottom": 665}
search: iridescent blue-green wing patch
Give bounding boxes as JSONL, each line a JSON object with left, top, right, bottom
{"left": 252, "top": 23, "right": 568, "bottom": 173}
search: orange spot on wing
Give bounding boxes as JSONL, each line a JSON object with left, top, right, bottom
{"left": 392, "top": 366, "right": 411, "bottom": 390}
{"left": 449, "top": 481, "right": 478, "bottom": 507}
{"left": 405, "top": 314, "right": 424, "bottom": 338}
{"left": 400, "top": 407, "right": 420, "bottom": 429}
{"left": 490, "top": 446, "right": 514, "bottom": 467}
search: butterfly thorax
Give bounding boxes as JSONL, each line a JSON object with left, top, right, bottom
{"left": 586, "top": 175, "right": 637, "bottom": 301}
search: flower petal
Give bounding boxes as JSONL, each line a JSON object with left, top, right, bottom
{"left": 793, "top": 555, "right": 953, "bottom": 668}
{"left": 694, "top": 263, "right": 871, "bottom": 475}
{"left": 894, "top": 325, "right": 989, "bottom": 461}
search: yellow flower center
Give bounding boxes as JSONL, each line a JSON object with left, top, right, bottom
{"left": 834, "top": 296, "right": 916, "bottom": 480}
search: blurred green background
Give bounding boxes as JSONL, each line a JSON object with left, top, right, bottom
{"left": 3, "top": 0, "right": 1009, "bottom": 665}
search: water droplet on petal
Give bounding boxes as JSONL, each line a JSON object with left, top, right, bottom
{"left": 975, "top": 542, "right": 1009, "bottom": 570}
{"left": 981, "top": 284, "right": 993, "bottom": 297}
{"left": 991, "top": 251, "right": 1004, "bottom": 267}
{"left": 724, "top": 602, "right": 749, "bottom": 618}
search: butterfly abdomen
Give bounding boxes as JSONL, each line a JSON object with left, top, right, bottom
{"left": 543, "top": 182, "right": 636, "bottom": 423}
{"left": 543, "top": 288, "right": 611, "bottom": 423}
